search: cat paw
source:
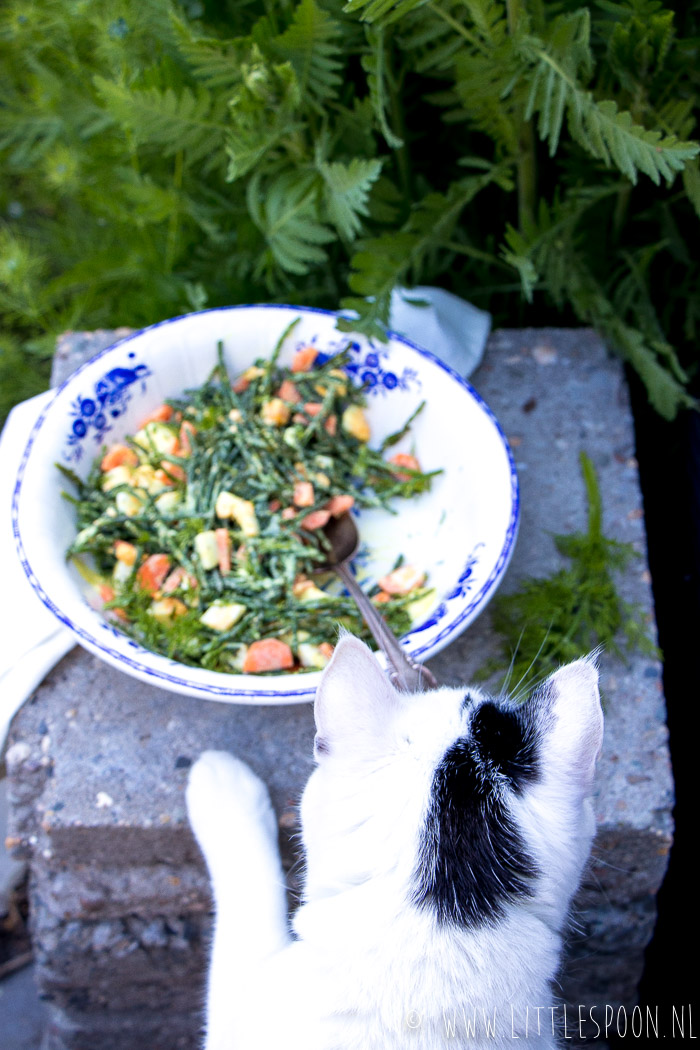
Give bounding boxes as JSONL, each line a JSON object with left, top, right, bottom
{"left": 186, "top": 751, "right": 276, "bottom": 859}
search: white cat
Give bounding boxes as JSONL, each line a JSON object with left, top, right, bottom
{"left": 186, "top": 634, "right": 603, "bottom": 1050}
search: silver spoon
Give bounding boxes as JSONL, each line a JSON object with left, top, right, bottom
{"left": 317, "top": 513, "right": 438, "bottom": 693}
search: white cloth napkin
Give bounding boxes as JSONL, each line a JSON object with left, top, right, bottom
{"left": 0, "top": 294, "right": 491, "bottom": 754}
{"left": 390, "top": 286, "right": 491, "bottom": 376}
{"left": 1, "top": 391, "right": 74, "bottom": 754}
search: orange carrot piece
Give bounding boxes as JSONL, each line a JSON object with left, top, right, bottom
{"left": 300, "top": 508, "right": 331, "bottom": 530}
{"left": 372, "top": 590, "right": 392, "bottom": 605}
{"left": 98, "top": 584, "right": 128, "bottom": 621}
{"left": 138, "top": 404, "right": 173, "bottom": 428}
{"left": 325, "top": 494, "right": 355, "bottom": 517}
{"left": 157, "top": 461, "right": 186, "bottom": 484}
{"left": 302, "top": 402, "right": 323, "bottom": 416}
{"left": 281, "top": 507, "right": 297, "bottom": 520}
{"left": 377, "top": 565, "right": 426, "bottom": 595}
{"left": 293, "top": 481, "right": 315, "bottom": 507}
{"left": 277, "top": 379, "right": 301, "bottom": 403}
{"left": 215, "top": 528, "right": 231, "bottom": 575}
{"left": 324, "top": 414, "right": 337, "bottom": 436}
{"left": 100, "top": 445, "right": 139, "bottom": 472}
{"left": 389, "top": 452, "right": 421, "bottom": 481}
{"left": 162, "top": 567, "right": 197, "bottom": 594}
{"left": 291, "top": 345, "right": 319, "bottom": 373}
{"left": 268, "top": 498, "right": 282, "bottom": 512}
{"left": 243, "top": 638, "right": 295, "bottom": 674}
{"left": 136, "top": 553, "right": 172, "bottom": 595}
{"left": 318, "top": 642, "right": 335, "bottom": 660}
{"left": 178, "top": 420, "right": 196, "bottom": 456}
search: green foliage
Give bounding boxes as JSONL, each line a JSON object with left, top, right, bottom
{"left": 484, "top": 453, "right": 660, "bottom": 695}
{"left": 1, "top": 0, "right": 699, "bottom": 423}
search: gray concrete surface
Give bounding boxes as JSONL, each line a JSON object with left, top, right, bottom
{"left": 2, "top": 327, "right": 673, "bottom": 1049}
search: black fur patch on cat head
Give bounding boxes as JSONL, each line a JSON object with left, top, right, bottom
{"left": 411, "top": 699, "right": 540, "bottom": 928}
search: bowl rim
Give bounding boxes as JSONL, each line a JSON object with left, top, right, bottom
{"left": 12, "top": 303, "right": 519, "bottom": 701}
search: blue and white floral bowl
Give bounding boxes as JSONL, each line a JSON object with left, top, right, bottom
{"left": 12, "top": 305, "right": 519, "bottom": 704}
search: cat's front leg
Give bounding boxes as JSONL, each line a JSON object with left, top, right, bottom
{"left": 187, "top": 751, "right": 291, "bottom": 1050}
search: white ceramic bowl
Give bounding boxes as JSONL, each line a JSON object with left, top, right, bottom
{"left": 13, "top": 305, "right": 519, "bottom": 704}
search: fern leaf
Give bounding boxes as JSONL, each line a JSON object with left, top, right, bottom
{"left": 522, "top": 25, "right": 699, "bottom": 182}
{"left": 170, "top": 13, "right": 250, "bottom": 92}
{"left": 316, "top": 155, "right": 383, "bottom": 239}
{"left": 343, "top": 168, "right": 502, "bottom": 324}
{"left": 361, "top": 26, "right": 404, "bottom": 149}
{"left": 94, "top": 77, "right": 229, "bottom": 172}
{"left": 682, "top": 157, "right": 700, "bottom": 220}
{"left": 344, "top": 0, "right": 430, "bottom": 25}
{"left": 604, "top": 316, "right": 695, "bottom": 419}
{"left": 247, "top": 170, "right": 334, "bottom": 277}
{"left": 272, "top": 0, "right": 344, "bottom": 108}
{"left": 579, "top": 100, "right": 699, "bottom": 184}
{"left": 501, "top": 225, "right": 539, "bottom": 301}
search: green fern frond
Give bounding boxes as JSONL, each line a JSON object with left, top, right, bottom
{"left": 344, "top": 0, "right": 430, "bottom": 25}
{"left": 522, "top": 24, "right": 699, "bottom": 182}
{"left": 247, "top": 169, "right": 334, "bottom": 278}
{"left": 170, "top": 13, "right": 250, "bottom": 91}
{"left": 225, "top": 54, "right": 303, "bottom": 181}
{"left": 576, "top": 99, "right": 699, "bottom": 184}
{"left": 682, "top": 157, "right": 700, "bottom": 219}
{"left": 343, "top": 168, "right": 502, "bottom": 326}
{"left": 94, "top": 77, "right": 229, "bottom": 172}
{"left": 316, "top": 155, "right": 383, "bottom": 239}
{"left": 272, "top": 0, "right": 344, "bottom": 108}
{"left": 361, "top": 26, "right": 404, "bottom": 149}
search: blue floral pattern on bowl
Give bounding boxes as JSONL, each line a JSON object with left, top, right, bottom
{"left": 308, "top": 335, "right": 421, "bottom": 396}
{"left": 63, "top": 353, "right": 151, "bottom": 462}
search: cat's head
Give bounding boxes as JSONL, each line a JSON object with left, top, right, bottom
{"left": 301, "top": 634, "right": 603, "bottom": 931}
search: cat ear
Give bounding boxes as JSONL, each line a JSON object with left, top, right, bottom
{"left": 533, "top": 656, "right": 604, "bottom": 792}
{"left": 313, "top": 634, "right": 400, "bottom": 761}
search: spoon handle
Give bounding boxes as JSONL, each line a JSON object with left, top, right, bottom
{"left": 335, "top": 562, "right": 438, "bottom": 693}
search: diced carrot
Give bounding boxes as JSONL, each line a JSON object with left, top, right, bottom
{"left": 277, "top": 379, "right": 301, "bottom": 403}
{"left": 377, "top": 565, "right": 426, "bottom": 596}
{"left": 243, "top": 638, "right": 294, "bottom": 674}
{"left": 114, "top": 540, "right": 137, "bottom": 566}
{"left": 100, "top": 445, "right": 139, "bottom": 472}
{"left": 318, "top": 642, "right": 334, "bottom": 660}
{"left": 291, "top": 345, "right": 319, "bottom": 373}
{"left": 269, "top": 498, "right": 282, "bottom": 512}
{"left": 389, "top": 452, "right": 422, "bottom": 481}
{"left": 136, "top": 553, "right": 172, "bottom": 595}
{"left": 293, "top": 481, "right": 315, "bottom": 508}
{"left": 303, "top": 402, "right": 323, "bottom": 416}
{"left": 162, "top": 567, "right": 197, "bottom": 594}
{"left": 372, "top": 590, "right": 392, "bottom": 604}
{"left": 324, "top": 414, "right": 337, "bottom": 436}
{"left": 179, "top": 420, "right": 196, "bottom": 456}
{"left": 281, "top": 507, "right": 297, "bottom": 520}
{"left": 157, "top": 461, "right": 186, "bottom": 484}
{"left": 292, "top": 412, "right": 309, "bottom": 425}
{"left": 98, "top": 584, "right": 128, "bottom": 621}
{"left": 292, "top": 575, "right": 313, "bottom": 598}
{"left": 138, "top": 404, "right": 173, "bottom": 428}
{"left": 325, "top": 494, "right": 355, "bottom": 518}
{"left": 215, "top": 528, "right": 231, "bottom": 575}
{"left": 300, "top": 508, "right": 331, "bottom": 530}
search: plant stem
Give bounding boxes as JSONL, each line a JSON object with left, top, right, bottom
{"left": 505, "top": 0, "right": 537, "bottom": 230}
